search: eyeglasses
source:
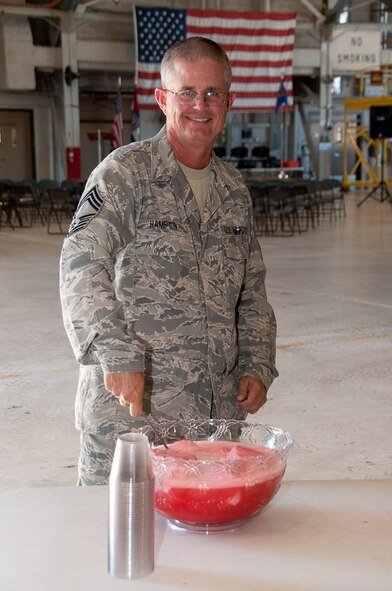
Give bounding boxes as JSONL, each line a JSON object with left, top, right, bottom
{"left": 164, "top": 88, "right": 229, "bottom": 106}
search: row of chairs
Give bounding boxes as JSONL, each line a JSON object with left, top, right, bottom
{"left": 214, "top": 145, "right": 279, "bottom": 169}
{"left": 1, "top": 176, "right": 343, "bottom": 238}
{"left": 247, "top": 178, "right": 345, "bottom": 237}
{"left": 215, "top": 145, "right": 270, "bottom": 160}
{"left": 0, "top": 179, "right": 85, "bottom": 234}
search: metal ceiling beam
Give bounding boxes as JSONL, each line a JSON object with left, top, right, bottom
{"left": 298, "top": 0, "right": 325, "bottom": 24}
{"left": 0, "top": 5, "right": 62, "bottom": 17}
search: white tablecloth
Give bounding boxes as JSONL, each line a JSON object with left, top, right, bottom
{"left": 1, "top": 480, "right": 391, "bottom": 591}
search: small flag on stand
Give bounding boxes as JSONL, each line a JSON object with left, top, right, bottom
{"left": 131, "top": 88, "right": 140, "bottom": 142}
{"left": 275, "top": 75, "right": 289, "bottom": 113}
{"left": 112, "top": 81, "right": 123, "bottom": 149}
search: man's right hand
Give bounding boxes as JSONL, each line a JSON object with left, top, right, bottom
{"left": 104, "top": 371, "right": 144, "bottom": 417}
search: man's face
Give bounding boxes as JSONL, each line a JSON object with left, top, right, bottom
{"left": 155, "top": 58, "right": 234, "bottom": 148}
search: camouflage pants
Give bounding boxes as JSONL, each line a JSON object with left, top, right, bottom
{"left": 77, "top": 431, "right": 116, "bottom": 486}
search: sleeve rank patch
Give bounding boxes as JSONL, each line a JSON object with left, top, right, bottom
{"left": 67, "top": 186, "right": 104, "bottom": 237}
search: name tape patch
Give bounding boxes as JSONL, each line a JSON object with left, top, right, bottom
{"left": 149, "top": 220, "right": 178, "bottom": 230}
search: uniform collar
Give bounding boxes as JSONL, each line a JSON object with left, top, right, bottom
{"left": 149, "top": 126, "right": 236, "bottom": 222}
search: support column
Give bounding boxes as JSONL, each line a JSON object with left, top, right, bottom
{"left": 61, "top": 12, "right": 81, "bottom": 180}
{"left": 319, "top": 34, "right": 333, "bottom": 179}
{"left": 317, "top": 0, "right": 345, "bottom": 180}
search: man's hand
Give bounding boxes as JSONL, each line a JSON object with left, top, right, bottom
{"left": 236, "top": 376, "right": 267, "bottom": 414}
{"left": 104, "top": 371, "right": 144, "bottom": 417}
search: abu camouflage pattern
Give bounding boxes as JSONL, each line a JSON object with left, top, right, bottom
{"left": 60, "top": 127, "right": 278, "bottom": 439}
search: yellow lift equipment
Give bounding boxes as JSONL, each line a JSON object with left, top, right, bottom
{"left": 343, "top": 96, "right": 392, "bottom": 190}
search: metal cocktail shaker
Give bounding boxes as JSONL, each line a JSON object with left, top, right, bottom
{"left": 108, "top": 432, "right": 155, "bottom": 579}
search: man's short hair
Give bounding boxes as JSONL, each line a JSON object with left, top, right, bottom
{"left": 161, "top": 36, "right": 232, "bottom": 88}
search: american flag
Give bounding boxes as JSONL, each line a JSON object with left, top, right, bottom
{"left": 133, "top": 6, "right": 296, "bottom": 111}
{"left": 112, "top": 90, "right": 123, "bottom": 148}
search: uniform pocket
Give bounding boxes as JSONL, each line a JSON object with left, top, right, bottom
{"left": 216, "top": 235, "right": 248, "bottom": 309}
{"left": 221, "top": 234, "right": 248, "bottom": 260}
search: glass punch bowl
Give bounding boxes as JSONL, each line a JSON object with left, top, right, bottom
{"left": 139, "top": 418, "right": 293, "bottom": 534}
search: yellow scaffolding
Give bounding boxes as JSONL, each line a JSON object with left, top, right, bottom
{"left": 343, "top": 96, "right": 392, "bottom": 190}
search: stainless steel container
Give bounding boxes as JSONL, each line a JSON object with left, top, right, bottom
{"left": 108, "top": 432, "right": 155, "bottom": 579}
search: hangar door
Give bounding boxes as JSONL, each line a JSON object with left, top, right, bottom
{"left": 0, "top": 110, "right": 34, "bottom": 181}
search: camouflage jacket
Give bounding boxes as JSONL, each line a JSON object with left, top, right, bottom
{"left": 60, "top": 127, "right": 278, "bottom": 435}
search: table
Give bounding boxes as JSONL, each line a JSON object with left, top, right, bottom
{"left": 241, "top": 167, "right": 304, "bottom": 180}
{"left": 1, "top": 480, "right": 391, "bottom": 591}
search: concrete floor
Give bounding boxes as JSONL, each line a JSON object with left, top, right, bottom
{"left": 1, "top": 193, "right": 391, "bottom": 490}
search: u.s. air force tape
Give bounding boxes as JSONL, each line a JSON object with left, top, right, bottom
{"left": 68, "top": 186, "right": 103, "bottom": 236}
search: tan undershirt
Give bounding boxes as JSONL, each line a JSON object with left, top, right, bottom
{"left": 178, "top": 161, "right": 212, "bottom": 215}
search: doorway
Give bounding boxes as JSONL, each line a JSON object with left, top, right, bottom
{"left": 0, "top": 110, "right": 34, "bottom": 180}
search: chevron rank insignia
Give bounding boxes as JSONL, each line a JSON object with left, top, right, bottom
{"left": 68, "top": 186, "right": 104, "bottom": 236}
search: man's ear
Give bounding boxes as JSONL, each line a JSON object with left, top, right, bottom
{"left": 227, "top": 93, "right": 236, "bottom": 110}
{"left": 155, "top": 87, "right": 167, "bottom": 114}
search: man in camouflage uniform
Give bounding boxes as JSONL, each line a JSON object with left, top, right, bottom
{"left": 60, "top": 37, "right": 278, "bottom": 485}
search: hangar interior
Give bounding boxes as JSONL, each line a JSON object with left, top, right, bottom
{"left": 0, "top": 0, "right": 391, "bottom": 551}
{"left": 1, "top": 0, "right": 392, "bottom": 183}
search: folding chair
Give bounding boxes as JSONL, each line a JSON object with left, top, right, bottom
{"left": 20, "top": 179, "right": 45, "bottom": 224}
{"left": 8, "top": 183, "right": 38, "bottom": 228}
{"left": 290, "top": 183, "right": 316, "bottom": 231}
{"left": 47, "top": 188, "right": 75, "bottom": 234}
{"left": 38, "top": 179, "right": 61, "bottom": 222}
{"left": 313, "top": 179, "right": 345, "bottom": 221}
{"left": 61, "top": 180, "right": 83, "bottom": 208}
{"left": 248, "top": 185, "right": 269, "bottom": 235}
{"left": 265, "top": 186, "right": 301, "bottom": 236}
{"left": 0, "top": 182, "right": 14, "bottom": 230}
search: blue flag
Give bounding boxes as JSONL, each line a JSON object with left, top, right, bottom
{"left": 275, "top": 76, "right": 289, "bottom": 113}
{"left": 112, "top": 91, "right": 123, "bottom": 148}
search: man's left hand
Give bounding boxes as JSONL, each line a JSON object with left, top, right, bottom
{"left": 236, "top": 376, "right": 267, "bottom": 413}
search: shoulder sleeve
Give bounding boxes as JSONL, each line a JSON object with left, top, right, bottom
{"left": 59, "top": 156, "right": 145, "bottom": 373}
